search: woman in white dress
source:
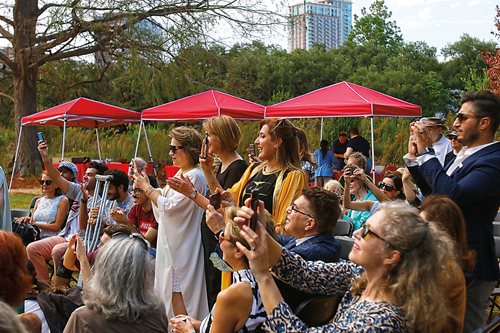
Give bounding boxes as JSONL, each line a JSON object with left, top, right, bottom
{"left": 134, "top": 126, "right": 209, "bottom": 321}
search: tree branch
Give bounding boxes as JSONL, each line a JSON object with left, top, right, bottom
{"left": 0, "top": 91, "right": 14, "bottom": 102}
{"left": 0, "top": 14, "right": 14, "bottom": 27}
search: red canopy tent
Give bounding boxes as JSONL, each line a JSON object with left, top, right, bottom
{"left": 265, "top": 81, "right": 422, "bottom": 177}
{"left": 141, "top": 90, "right": 265, "bottom": 121}
{"left": 135, "top": 90, "right": 264, "bottom": 156}
{"left": 11, "top": 98, "right": 143, "bottom": 188}
{"left": 265, "top": 81, "right": 421, "bottom": 118}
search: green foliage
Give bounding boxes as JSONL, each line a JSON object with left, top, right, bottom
{"left": 9, "top": 192, "right": 35, "bottom": 209}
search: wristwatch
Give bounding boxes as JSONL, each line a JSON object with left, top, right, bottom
{"left": 417, "top": 146, "right": 435, "bottom": 157}
{"left": 188, "top": 189, "right": 198, "bottom": 199}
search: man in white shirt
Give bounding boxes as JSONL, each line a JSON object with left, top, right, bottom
{"left": 419, "top": 117, "right": 452, "bottom": 166}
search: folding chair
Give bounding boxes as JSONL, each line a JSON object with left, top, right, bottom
{"left": 28, "top": 196, "right": 41, "bottom": 217}
{"left": 474, "top": 316, "right": 500, "bottom": 333}
{"left": 487, "top": 234, "right": 500, "bottom": 322}
{"left": 295, "top": 294, "right": 342, "bottom": 327}
{"left": 335, "top": 236, "right": 354, "bottom": 260}
{"left": 11, "top": 208, "right": 30, "bottom": 220}
{"left": 332, "top": 219, "right": 354, "bottom": 237}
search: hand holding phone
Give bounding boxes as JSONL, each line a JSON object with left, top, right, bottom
{"left": 249, "top": 189, "right": 259, "bottom": 231}
{"left": 209, "top": 192, "right": 221, "bottom": 210}
{"left": 248, "top": 144, "right": 256, "bottom": 157}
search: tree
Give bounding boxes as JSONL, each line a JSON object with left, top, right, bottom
{"left": 441, "top": 34, "right": 496, "bottom": 90}
{"left": 0, "top": 0, "right": 278, "bottom": 175}
{"left": 482, "top": 5, "right": 500, "bottom": 95}
{"left": 347, "top": 0, "right": 403, "bottom": 51}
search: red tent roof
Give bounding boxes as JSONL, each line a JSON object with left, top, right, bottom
{"left": 21, "top": 97, "right": 141, "bottom": 128}
{"left": 141, "top": 90, "right": 265, "bottom": 121}
{"left": 265, "top": 81, "right": 421, "bottom": 118}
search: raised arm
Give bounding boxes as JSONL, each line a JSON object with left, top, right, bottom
{"left": 37, "top": 141, "right": 72, "bottom": 193}
{"left": 343, "top": 169, "right": 373, "bottom": 212}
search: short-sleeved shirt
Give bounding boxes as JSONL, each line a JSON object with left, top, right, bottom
{"left": 332, "top": 139, "right": 348, "bottom": 170}
{"left": 347, "top": 136, "right": 370, "bottom": 157}
{"left": 128, "top": 206, "right": 157, "bottom": 247}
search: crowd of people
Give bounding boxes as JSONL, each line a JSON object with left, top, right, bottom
{"left": 0, "top": 91, "right": 499, "bottom": 333}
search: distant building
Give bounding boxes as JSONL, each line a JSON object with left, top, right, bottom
{"left": 289, "top": 0, "right": 352, "bottom": 51}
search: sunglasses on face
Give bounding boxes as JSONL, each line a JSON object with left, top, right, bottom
{"left": 39, "top": 179, "right": 54, "bottom": 186}
{"left": 447, "top": 134, "right": 458, "bottom": 140}
{"left": 455, "top": 113, "right": 480, "bottom": 123}
{"left": 378, "top": 182, "right": 394, "bottom": 192}
{"left": 169, "top": 145, "right": 184, "bottom": 153}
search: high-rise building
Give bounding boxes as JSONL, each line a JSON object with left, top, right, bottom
{"left": 289, "top": 0, "right": 352, "bottom": 51}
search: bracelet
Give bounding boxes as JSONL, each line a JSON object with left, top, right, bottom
{"left": 207, "top": 181, "right": 217, "bottom": 189}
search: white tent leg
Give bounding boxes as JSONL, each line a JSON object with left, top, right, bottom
{"left": 95, "top": 128, "right": 102, "bottom": 160}
{"left": 61, "top": 118, "right": 67, "bottom": 161}
{"left": 320, "top": 117, "right": 324, "bottom": 141}
{"left": 142, "top": 123, "right": 157, "bottom": 177}
{"left": 370, "top": 116, "right": 376, "bottom": 180}
{"left": 134, "top": 120, "right": 143, "bottom": 159}
{"left": 9, "top": 126, "right": 23, "bottom": 190}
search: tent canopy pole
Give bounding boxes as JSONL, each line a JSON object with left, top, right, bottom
{"left": 9, "top": 126, "right": 23, "bottom": 190}
{"left": 61, "top": 118, "right": 67, "bottom": 161}
{"left": 95, "top": 127, "right": 102, "bottom": 160}
{"left": 370, "top": 116, "right": 376, "bottom": 180}
{"left": 142, "top": 123, "right": 157, "bottom": 177}
{"left": 134, "top": 120, "right": 143, "bottom": 159}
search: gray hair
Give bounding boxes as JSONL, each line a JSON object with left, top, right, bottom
{"left": 83, "top": 237, "right": 159, "bottom": 323}
{"left": 0, "top": 301, "right": 28, "bottom": 333}
{"left": 131, "top": 157, "right": 147, "bottom": 171}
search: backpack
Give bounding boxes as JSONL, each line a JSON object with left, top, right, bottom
{"left": 12, "top": 221, "right": 41, "bottom": 246}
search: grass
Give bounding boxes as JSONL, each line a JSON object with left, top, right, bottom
{"left": 10, "top": 192, "right": 37, "bottom": 209}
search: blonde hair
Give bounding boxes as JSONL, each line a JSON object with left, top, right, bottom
{"left": 203, "top": 115, "right": 241, "bottom": 152}
{"left": 324, "top": 179, "right": 343, "bottom": 198}
{"left": 224, "top": 206, "right": 275, "bottom": 250}
{"left": 351, "top": 201, "right": 455, "bottom": 333}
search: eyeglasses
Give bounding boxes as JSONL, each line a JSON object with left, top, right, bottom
{"left": 39, "top": 179, "right": 54, "bottom": 186}
{"left": 447, "top": 134, "right": 458, "bottom": 140}
{"left": 169, "top": 145, "right": 184, "bottom": 153}
{"left": 218, "top": 231, "right": 236, "bottom": 245}
{"left": 378, "top": 182, "right": 395, "bottom": 192}
{"left": 111, "top": 232, "right": 150, "bottom": 251}
{"left": 132, "top": 188, "right": 144, "bottom": 194}
{"left": 287, "top": 203, "right": 314, "bottom": 219}
{"left": 360, "top": 224, "right": 387, "bottom": 243}
{"left": 455, "top": 113, "right": 480, "bottom": 123}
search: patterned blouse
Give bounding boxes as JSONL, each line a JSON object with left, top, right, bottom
{"left": 32, "top": 195, "right": 64, "bottom": 239}
{"left": 263, "top": 251, "right": 408, "bottom": 332}
{"left": 200, "top": 268, "right": 267, "bottom": 333}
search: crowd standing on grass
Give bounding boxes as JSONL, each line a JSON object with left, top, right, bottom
{"left": 0, "top": 90, "right": 499, "bottom": 333}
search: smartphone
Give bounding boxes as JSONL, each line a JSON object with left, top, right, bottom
{"left": 249, "top": 189, "right": 259, "bottom": 231}
{"left": 37, "top": 132, "right": 45, "bottom": 142}
{"left": 209, "top": 192, "right": 221, "bottom": 210}
{"left": 249, "top": 144, "right": 256, "bottom": 157}
{"left": 201, "top": 133, "right": 209, "bottom": 159}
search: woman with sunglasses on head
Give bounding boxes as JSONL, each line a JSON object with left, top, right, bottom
{"left": 64, "top": 234, "right": 168, "bottom": 333}
{"left": 134, "top": 126, "right": 209, "bottom": 321}
{"left": 235, "top": 200, "right": 459, "bottom": 333}
{"left": 16, "top": 171, "right": 69, "bottom": 240}
{"left": 170, "top": 209, "right": 268, "bottom": 333}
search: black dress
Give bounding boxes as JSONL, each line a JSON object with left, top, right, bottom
{"left": 201, "top": 159, "right": 248, "bottom": 309}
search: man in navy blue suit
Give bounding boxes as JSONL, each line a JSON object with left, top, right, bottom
{"left": 405, "top": 91, "right": 500, "bottom": 332}
{"left": 275, "top": 187, "right": 341, "bottom": 311}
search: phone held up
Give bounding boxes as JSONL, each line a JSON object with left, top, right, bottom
{"left": 248, "top": 143, "right": 256, "bottom": 158}
{"left": 201, "top": 133, "right": 209, "bottom": 159}
{"left": 208, "top": 192, "right": 221, "bottom": 210}
{"left": 37, "top": 131, "right": 45, "bottom": 143}
{"left": 249, "top": 189, "right": 259, "bottom": 231}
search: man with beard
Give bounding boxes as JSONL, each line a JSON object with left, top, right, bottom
{"left": 405, "top": 91, "right": 500, "bottom": 332}
{"left": 29, "top": 141, "right": 108, "bottom": 287}
{"left": 87, "top": 169, "right": 134, "bottom": 226}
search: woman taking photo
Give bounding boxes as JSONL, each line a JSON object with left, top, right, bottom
{"left": 235, "top": 200, "right": 460, "bottom": 332}
{"left": 134, "top": 126, "right": 208, "bottom": 321}
{"left": 170, "top": 209, "right": 267, "bottom": 333}
{"left": 18, "top": 171, "right": 69, "bottom": 239}
{"left": 169, "top": 118, "right": 307, "bottom": 234}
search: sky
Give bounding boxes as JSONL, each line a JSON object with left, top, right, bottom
{"left": 266, "top": 0, "right": 498, "bottom": 53}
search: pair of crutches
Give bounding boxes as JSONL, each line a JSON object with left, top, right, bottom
{"left": 84, "top": 174, "right": 113, "bottom": 253}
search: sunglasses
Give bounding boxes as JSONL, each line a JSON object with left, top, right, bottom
{"left": 360, "top": 224, "right": 386, "bottom": 241}
{"left": 39, "top": 179, "right": 54, "bottom": 186}
{"left": 169, "top": 145, "right": 184, "bottom": 153}
{"left": 287, "top": 203, "right": 314, "bottom": 219}
{"left": 378, "top": 182, "right": 395, "bottom": 192}
{"left": 447, "top": 134, "right": 458, "bottom": 140}
{"left": 455, "top": 113, "right": 480, "bottom": 123}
